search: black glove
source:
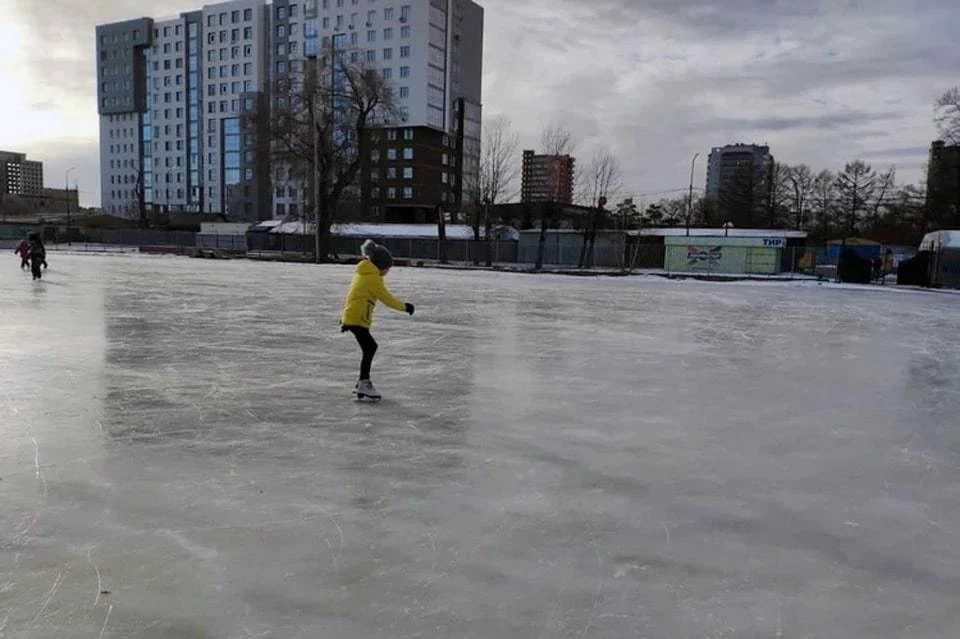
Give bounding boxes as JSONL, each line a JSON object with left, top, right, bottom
{"left": 405, "top": 303, "right": 415, "bottom": 316}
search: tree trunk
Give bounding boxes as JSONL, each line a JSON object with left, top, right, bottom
{"left": 535, "top": 206, "right": 550, "bottom": 271}
{"left": 484, "top": 204, "right": 493, "bottom": 268}
{"left": 436, "top": 205, "right": 447, "bottom": 264}
{"left": 471, "top": 206, "right": 481, "bottom": 266}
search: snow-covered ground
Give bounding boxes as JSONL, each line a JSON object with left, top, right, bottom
{"left": 3, "top": 255, "right": 960, "bottom": 638}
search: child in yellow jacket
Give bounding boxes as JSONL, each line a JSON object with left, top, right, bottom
{"left": 341, "top": 240, "right": 415, "bottom": 399}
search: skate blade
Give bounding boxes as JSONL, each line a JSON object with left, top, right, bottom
{"left": 356, "top": 394, "right": 382, "bottom": 402}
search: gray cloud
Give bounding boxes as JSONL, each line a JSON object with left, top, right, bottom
{"left": 9, "top": 0, "right": 960, "bottom": 207}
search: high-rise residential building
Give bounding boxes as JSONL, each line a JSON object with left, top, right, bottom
{"left": 521, "top": 150, "right": 575, "bottom": 205}
{"left": 705, "top": 144, "right": 773, "bottom": 201}
{"left": 927, "top": 140, "right": 960, "bottom": 226}
{"left": 96, "top": 1, "right": 272, "bottom": 220}
{"left": 98, "top": 0, "right": 484, "bottom": 224}
{"left": 0, "top": 151, "right": 44, "bottom": 197}
{"left": 299, "top": 0, "right": 484, "bottom": 223}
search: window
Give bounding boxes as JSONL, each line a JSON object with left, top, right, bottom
{"left": 387, "top": 187, "right": 396, "bottom": 199}
{"left": 277, "top": 6, "right": 287, "bottom": 20}
{"left": 387, "top": 167, "right": 396, "bottom": 179}
{"left": 371, "top": 188, "right": 380, "bottom": 199}
{"left": 400, "top": 66, "right": 410, "bottom": 78}
{"left": 384, "top": 28, "right": 393, "bottom": 41}
{"left": 290, "top": 4, "right": 298, "bottom": 17}
{"left": 403, "top": 128, "right": 414, "bottom": 140}
{"left": 244, "top": 27, "right": 252, "bottom": 39}
{"left": 367, "top": 30, "right": 376, "bottom": 42}
{"left": 244, "top": 8, "right": 252, "bottom": 20}
{"left": 401, "top": 25, "right": 411, "bottom": 38}
{"left": 370, "top": 170, "right": 380, "bottom": 182}
{"left": 403, "top": 167, "right": 413, "bottom": 179}
{"left": 399, "top": 86, "right": 409, "bottom": 98}
{"left": 383, "top": 48, "right": 393, "bottom": 60}
{"left": 277, "top": 61, "right": 287, "bottom": 74}
{"left": 383, "top": 68, "right": 392, "bottom": 80}
{"left": 400, "top": 5, "right": 411, "bottom": 21}
{"left": 387, "top": 148, "right": 397, "bottom": 160}
{"left": 387, "top": 129, "right": 397, "bottom": 141}
{"left": 371, "top": 149, "right": 380, "bottom": 162}
{"left": 399, "top": 45, "right": 410, "bottom": 58}
{"left": 366, "top": 49, "right": 376, "bottom": 63}
{"left": 384, "top": 8, "right": 394, "bottom": 20}
{"left": 403, "top": 187, "right": 413, "bottom": 199}
{"left": 322, "top": 17, "right": 330, "bottom": 29}
{"left": 367, "top": 9, "right": 376, "bottom": 23}
{"left": 403, "top": 147, "right": 413, "bottom": 160}
{"left": 277, "top": 25, "right": 287, "bottom": 37}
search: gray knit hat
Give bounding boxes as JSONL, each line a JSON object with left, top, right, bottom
{"left": 361, "top": 239, "right": 394, "bottom": 270}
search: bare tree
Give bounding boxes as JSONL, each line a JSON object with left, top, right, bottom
{"left": 248, "top": 48, "right": 396, "bottom": 262}
{"left": 534, "top": 123, "right": 576, "bottom": 271}
{"left": 764, "top": 161, "right": 791, "bottom": 228}
{"left": 810, "top": 170, "right": 836, "bottom": 241}
{"left": 786, "top": 164, "right": 814, "bottom": 230}
{"left": 541, "top": 123, "right": 575, "bottom": 156}
{"left": 474, "top": 115, "right": 520, "bottom": 265}
{"left": 578, "top": 149, "right": 622, "bottom": 268}
{"left": 867, "top": 166, "right": 896, "bottom": 228}
{"left": 935, "top": 88, "right": 960, "bottom": 144}
{"left": 835, "top": 161, "right": 879, "bottom": 236}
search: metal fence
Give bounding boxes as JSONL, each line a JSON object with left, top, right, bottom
{"left": 246, "top": 234, "right": 519, "bottom": 264}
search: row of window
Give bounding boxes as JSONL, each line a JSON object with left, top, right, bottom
{"left": 371, "top": 146, "right": 414, "bottom": 162}
{"left": 374, "top": 166, "right": 415, "bottom": 179}
{"left": 370, "top": 187, "right": 414, "bottom": 200}
{"left": 207, "top": 63, "right": 255, "bottom": 79}
{"left": 207, "top": 27, "right": 256, "bottom": 45}
{"left": 107, "top": 128, "right": 137, "bottom": 139}
{"left": 313, "top": 1, "right": 411, "bottom": 20}
{"left": 208, "top": 45, "right": 256, "bottom": 62}
{"left": 207, "top": 8, "right": 255, "bottom": 28}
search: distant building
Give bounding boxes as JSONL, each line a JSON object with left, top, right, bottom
{"left": 705, "top": 144, "right": 772, "bottom": 201}
{"left": 521, "top": 150, "right": 575, "bottom": 204}
{"left": 0, "top": 151, "right": 43, "bottom": 197}
{"left": 926, "top": 140, "right": 960, "bottom": 226}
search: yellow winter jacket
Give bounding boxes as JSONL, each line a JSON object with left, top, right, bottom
{"left": 340, "top": 259, "right": 407, "bottom": 329}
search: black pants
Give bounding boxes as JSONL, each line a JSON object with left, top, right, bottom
{"left": 30, "top": 257, "right": 42, "bottom": 280}
{"left": 343, "top": 326, "right": 378, "bottom": 380}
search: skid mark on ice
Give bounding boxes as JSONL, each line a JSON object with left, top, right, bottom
{"left": 98, "top": 604, "right": 113, "bottom": 639}
{"left": 28, "top": 572, "right": 64, "bottom": 627}
{"left": 87, "top": 550, "right": 104, "bottom": 608}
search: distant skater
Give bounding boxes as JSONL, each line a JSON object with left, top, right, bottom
{"left": 340, "top": 239, "right": 415, "bottom": 400}
{"left": 27, "top": 233, "right": 46, "bottom": 281}
{"left": 15, "top": 238, "right": 30, "bottom": 270}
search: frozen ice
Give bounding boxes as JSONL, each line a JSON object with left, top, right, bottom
{"left": 3, "top": 254, "right": 960, "bottom": 638}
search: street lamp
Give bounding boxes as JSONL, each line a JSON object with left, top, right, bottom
{"left": 686, "top": 153, "right": 700, "bottom": 237}
{"left": 65, "top": 167, "right": 77, "bottom": 246}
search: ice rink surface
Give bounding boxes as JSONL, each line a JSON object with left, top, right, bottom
{"left": 3, "top": 254, "right": 960, "bottom": 638}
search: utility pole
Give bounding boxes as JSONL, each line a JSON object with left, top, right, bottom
{"left": 687, "top": 152, "right": 699, "bottom": 236}
{"left": 66, "top": 167, "right": 77, "bottom": 246}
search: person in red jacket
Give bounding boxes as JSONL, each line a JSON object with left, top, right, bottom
{"left": 14, "top": 238, "right": 30, "bottom": 270}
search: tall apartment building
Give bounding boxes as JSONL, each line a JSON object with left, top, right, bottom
{"left": 289, "top": 0, "right": 484, "bottom": 223}
{"left": 927, "top": 140, "right": 960, "bottom": 225}
{"left": 705, "top": 144, "right": 773, "bottom": 201}
{"left": 521, "top": 150, "right": 575, "bottom": 205}
{"left": 98, "top": 0, "right": 483, "bottom": 224}
{"left": 97, "top": 1, "right": 272, "bottom": 220}
{"left": 0, "top": 151, "right": 44, "bottom": 197}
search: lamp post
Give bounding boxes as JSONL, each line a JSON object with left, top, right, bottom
{"left": 65, "top": 167, "right": 77, "bottom": 245}
{"left": 686, "top": 153, "right": 699, "bottom": 236}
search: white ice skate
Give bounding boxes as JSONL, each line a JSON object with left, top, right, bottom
{"left": 355, "top": 379, "right": 381, "bottom": 401}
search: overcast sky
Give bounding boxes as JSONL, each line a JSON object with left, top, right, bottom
{"left": 2, "top": 0, "right": 957, "bottom": 207}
